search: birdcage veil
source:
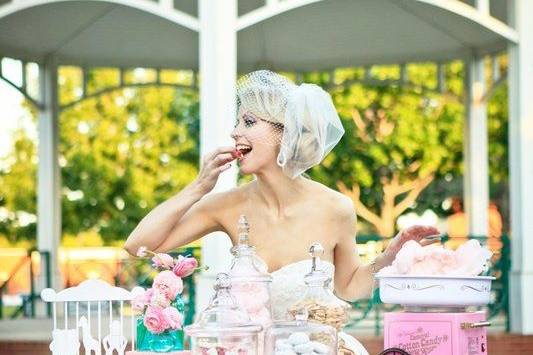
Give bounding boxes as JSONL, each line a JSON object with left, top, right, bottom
{"left": 235, "top": 70, "right": 344, "bottom": 178}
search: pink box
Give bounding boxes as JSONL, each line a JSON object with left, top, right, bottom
{"left": 384, "top": 311, "right": 488, "bottom": 355}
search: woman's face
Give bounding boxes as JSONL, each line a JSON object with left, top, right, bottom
{"left": 231, "top": 109, "right": 283, "bottom": 175}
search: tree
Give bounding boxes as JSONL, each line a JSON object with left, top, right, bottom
{"left": 0, "top": 67, "right": 200, "bottom": 245}
{"left": 308, "top": 64, "right": 465, "bottom": 237}
{"left": 0, "top": 127, "right": 37, "bottom": 243}
{"left": 59, "top": 67, "right": 200, "bottom": 243}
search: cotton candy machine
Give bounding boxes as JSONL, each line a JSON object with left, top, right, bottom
{"left": 376, "top": 240, "right": 494, "bottom": 355}
{"left": 376, "top": 274, "right": 493, "bottom": 355}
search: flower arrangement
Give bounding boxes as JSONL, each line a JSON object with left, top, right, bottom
{"left": 134, "top": 247, "right": 203, "bottom": 352}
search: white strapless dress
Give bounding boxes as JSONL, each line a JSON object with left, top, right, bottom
{"left": 270, "top": 260, "right": 369, "bottom": 355}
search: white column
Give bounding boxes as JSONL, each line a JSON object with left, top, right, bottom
{"left": 196, "top": 0, "right": 238, "bottom": 311}
{"left": 475, "top": 0, "right": 490, "bottom": 15}
{"left": 37, "top": 57, "right": 62, "bottom": 301}
{"left": 463, "top": 57, "right": 489, "bottom": 239}
{"left": 508, "top": 0, "right": 533, "bottom": 335}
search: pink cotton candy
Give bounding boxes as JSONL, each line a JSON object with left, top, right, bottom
{"left": 379, "top": 240, "right": 492, "bottom": 276}
{"left": 454, "top": 240, "right": 493, "bottom": 276}
{"left": 231, "top": 281, "right": 269, "bottom": 313}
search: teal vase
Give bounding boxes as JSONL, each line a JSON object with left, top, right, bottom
{"left": 137, "top": 296, "right": 185, "bottom": 352}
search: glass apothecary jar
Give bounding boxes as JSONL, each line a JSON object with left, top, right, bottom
{"left": 266, "top": 309, "right": 337, "bottom": 355}
{"left": 228, "top": 215, "right": 273, "bottom": 326}
{"left": 185, "top": 273, "right": 262, "bottom": 355}
{"left": 288, "top": 243, "right": 350, "bottom": 331}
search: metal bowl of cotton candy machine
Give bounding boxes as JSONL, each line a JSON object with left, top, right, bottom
{"left": 375, "top": 274, "right": 495, "bottom": 308}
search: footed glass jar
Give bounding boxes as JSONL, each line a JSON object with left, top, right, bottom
{"left": 137, "top": 296, "right": 185, "bottom": 352}
{"left": 288, "top": 243, "right": 350, "bottom": 331}
{"left": 184, "top": 273, "right": 263, "bottom": 355}
{"left": 228, "top": 215, "right": 273, "bottom": 325}
{"left": 266, "top": 309, "right": 337, "bottom": 355}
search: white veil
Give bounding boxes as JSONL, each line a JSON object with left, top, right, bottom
{"left": 236, "top": 70, "right": 344, "bottom": 179}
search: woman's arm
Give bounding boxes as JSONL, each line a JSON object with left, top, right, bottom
{"left": 124, "top": 147, "right": 237, "bottom": 255}
{"left": 333, "top": 198, "right": 438, "bottom": 301}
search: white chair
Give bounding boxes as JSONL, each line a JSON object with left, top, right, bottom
{"left": 41, "top": 279, "right": 144, "bottom": 355}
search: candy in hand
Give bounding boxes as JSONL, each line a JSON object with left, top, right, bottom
{"left": 231, "top": 149, "right": 244, "bottom": 160}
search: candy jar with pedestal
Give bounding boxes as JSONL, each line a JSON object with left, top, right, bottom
{"left": 288, "top": 242, "right": 350, "bottom": 332}
{"left": 267, "top": 308, "right": 337, "bottom": 355}
{"left": 185, "top": 273, "right": 263, "bottom": 355}
{"left": 228, "top": 215, "right": 273, "bottom": 327}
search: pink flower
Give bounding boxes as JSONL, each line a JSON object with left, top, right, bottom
{"left": 143, "top": 288, "right": 154, "bottom": 303}
{"left": 132, "top": 292, "right": 147, "bottom": 313}
{"left": 152, "top": 253, "right": 175, "bottom": 269}
{"left": 173, "top": 256, "right": 198, "bottom": 278}
{"left": 137, "top": 246, "right": 148, "bottom": 257}
{"left": 162, "top": 306, "right": 184, "bottom": 330}
{"left": 153, "top": 270, "right": 183, "bottom": 300}
{"left": 150, "top": 289, "right": 171, "bottom": 308}
{"left": 144, "top": 306, "right": 169, "bottom": 334}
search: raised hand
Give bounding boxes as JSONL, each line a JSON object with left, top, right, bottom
{"left": 383, "top": 225, "right": 440, "bottom": 263}
{"left": 193, "top": 146, "right": 239, "bottom": 195}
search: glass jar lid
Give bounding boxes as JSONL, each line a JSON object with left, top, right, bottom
{"left": 303, "top": 242, "right": 332, "bottom": 287}
{"left": 228, "top": 215, "right": 272, "bottom": 283}
{"left": 184, "top": 273, "right": 262, "bottom": 336}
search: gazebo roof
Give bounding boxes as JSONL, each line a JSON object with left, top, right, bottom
{"left": 0, "top": 0, "right": 517, "bottom": 71}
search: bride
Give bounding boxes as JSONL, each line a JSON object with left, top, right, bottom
{"left": 124, "top": 70, "right": 438, "bottom": 354}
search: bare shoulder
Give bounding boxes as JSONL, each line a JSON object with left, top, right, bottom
{"left": 303, "top": 179, "right": 355, "bottom": 220}
{"left": 199, "top": 182, "right": 251, "bottom": 210}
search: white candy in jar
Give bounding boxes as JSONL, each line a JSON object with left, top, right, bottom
{"left": 310, "top": 341, "right": 330, "bottom": 354}
{"left": 288, "top": 332, "right": 310, "bottom": 345}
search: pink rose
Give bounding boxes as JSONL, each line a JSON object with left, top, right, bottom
{"left": 173, "top": 256, "right": 198, "bottom": 278}
{"left": 132, "top": 288, "right": 157, "bottom": 313}
{"left": 143, "top": 288, "right": 154, "bottom": 303}
{"left": 153, "top": 270, "right": 183, "bottom": 300}
{"left": 150, "top": 289, "right": 171, "bottom": 308}
{"left": 132, "top": 292, "right": 147, "bottom": 313}
{"left": 144, "top": 306, "right": 169, "bottom": 334}
{"left": 152, "top": 253, "right": 175, "bottom": 269}
{"left": 162, "top": 306, "right": 184, "bottom": 330}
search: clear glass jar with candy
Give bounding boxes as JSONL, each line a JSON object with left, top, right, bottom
{"left": 288, "top": 242, "right": 350, "bottom": 332}
{"left": 228, "top": 215, "right": 273, "bottom": 326}
{"left": 266, "top": 308, "right": 337, "bottom": 355}
{"left": 184, "top": 273, "right": 263, "bottom": 355}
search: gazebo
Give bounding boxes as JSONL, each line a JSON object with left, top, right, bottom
{"left": 0, "top": 0, "right": 531, "bottom": 334}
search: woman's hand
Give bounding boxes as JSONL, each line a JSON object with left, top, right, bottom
{"left": 381, "top": 225, "right": 440, "bottom": 265}
{"left": 193, "top": 146, "right": 239, "bottom": 195}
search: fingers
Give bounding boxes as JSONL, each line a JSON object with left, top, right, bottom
{"left": 406, "top": 225, "right": 439, "bottom": 240}
{"left": 208, "top": 146, "right": 237, "bottom": 160}
{"left": 217, "top": 163, "right": 233, "bottom": 173}
{"left": 213, "top": 153, "right": 236, "bottom": 166}
{"left": 419, "top": 238, "right": 441, "bottom": 247}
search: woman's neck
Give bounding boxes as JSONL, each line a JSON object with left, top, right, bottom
{"left": 253, "top": 168, "right": 307, "bottom": 216}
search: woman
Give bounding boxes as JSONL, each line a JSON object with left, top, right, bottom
{"left": 125, "top": 71, "right": 438, "bottom": 354}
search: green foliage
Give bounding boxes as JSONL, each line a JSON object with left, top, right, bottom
{"left": 309, "top": 63, "right": 464, "bottom": 217}
{"left": 1, "top": 67, "right": 200, "bottom": 245}
{"left": 0, "top": 60, "right": 510, "bottom": 243}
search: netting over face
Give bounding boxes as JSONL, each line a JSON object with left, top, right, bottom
{"left": 234, "top": 70, "right": 345, "bottom": 179}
